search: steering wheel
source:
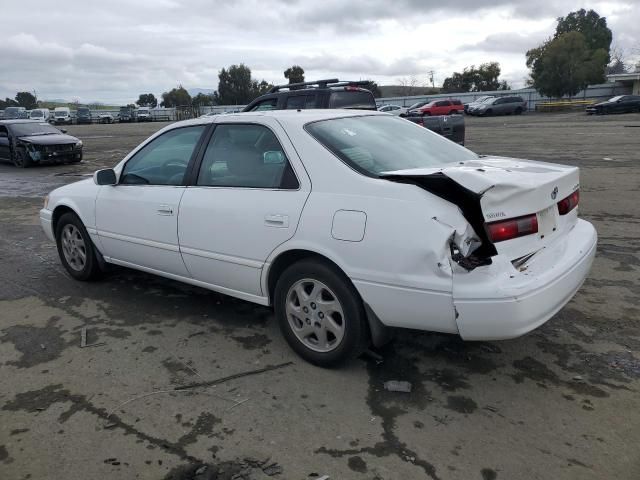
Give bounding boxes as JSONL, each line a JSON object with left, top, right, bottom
{"left": 161, "top": 158, "right": 188, "bottom": 185}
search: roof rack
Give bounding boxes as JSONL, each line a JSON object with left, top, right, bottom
{"left": 268, "top": 79, "right": 370, "bottom": 93}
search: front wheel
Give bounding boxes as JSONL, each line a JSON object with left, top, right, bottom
{"left": 55, "top": 212, "right": 102, "bottom": 281}
{"left": 12, "top": 149, "right": 32, "bottom": 168}
{"left": 274, "top": 259, "right": 368, "bottom": 367}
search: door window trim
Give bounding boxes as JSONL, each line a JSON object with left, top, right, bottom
{"left": 118, "top": 124, "right": 210, "bottom": 187}
{"left": 187, "top": 122, "right": 301, "bottom": 191}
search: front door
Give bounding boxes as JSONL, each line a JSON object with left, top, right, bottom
{"left": 178, "top": 119, "right": 310, "bottom": 299}
{"left": 95, "top": 125, "right": 207, "bottom": 277}
{"left": 0, "top": 126, "right": 11, "bottom": 161}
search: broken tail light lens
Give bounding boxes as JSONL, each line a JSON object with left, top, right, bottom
{"left": 487, "top": 214, "right": 538, "bottom": 243}
{"left": 557, "top": 189, "right": 579, "bottom": 215}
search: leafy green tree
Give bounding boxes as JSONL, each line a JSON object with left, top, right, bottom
{"left": 15, "top": 91, "right": 38, "bottom": 109}
{"left": 0, "top": 98, "right": 19, "bottom": 109}
{"left": 527, "top": 31, "right": 608, "bottom": 98}
{"left": 136, "top": 93, "right": 158, "bottom": 108}
{"left": 528, "top": 8, "right": 612, "bottom": 96}
{"left": 191, "top": 92, "right": 215, "bottom": 107}
{"left": 284, "top": 65, "right": 305, "bottom": 85}
{"left": 442, "top": 63, "right": 509, "bottom": 93}
{"left": 555, "top": 9, "right": 612, "bottom": 57}
{"left": 160, "top": 85, "right": 191, "bottom": 107}
{"left": 213, "top": 64, "right": 272, "bottom": 105}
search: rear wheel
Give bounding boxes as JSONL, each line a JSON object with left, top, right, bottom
{"left": 274, "top": 259, "right": 368, "bottom": 367}
{"left": 483, "top": 109, "right": 493, "bottom": 116}
{"left": 12, "top": 149, "right": 32, "bottom": 168}
{"left": 515, "top": 107, "right": 523, "bottom": 115}
{"left": 55, "top": 212, "right": 102, "bottom": 281}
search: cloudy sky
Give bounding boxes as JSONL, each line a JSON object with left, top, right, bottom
{"left": 1, "top": 0, "right": 638, "bottom": 104}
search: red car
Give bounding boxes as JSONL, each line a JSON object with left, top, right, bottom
{"left": 412, "top": 99, "right": 463, "bottom": 116}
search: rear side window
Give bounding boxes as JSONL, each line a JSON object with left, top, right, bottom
{"left": 452, "top": 100, "right": 462, "bottom": 105}
{"left": 436, "top": 101, "right": 450, "bottom": 107}
{"left": 197, "top": 124, "right": 298, "bottom": 189}
{"left": 251, "top": 99, "right": 278, "bottom": 111}
{"left": 328, "top": 90, "right": 376, "bottom": 110}
{"left": 285, "top": 95, "right": 316, "bottom": 110}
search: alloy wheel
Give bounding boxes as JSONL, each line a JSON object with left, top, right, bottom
{"left": 285, "top": 278, "right": 345, "bottom": 353}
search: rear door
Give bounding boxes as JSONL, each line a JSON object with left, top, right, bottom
{"left": 178, "top": 117, "right": 311, "bottom": 298}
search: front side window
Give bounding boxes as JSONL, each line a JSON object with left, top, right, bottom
{"left": 306, "top": 115, "right": 477, "bottom": 177}
{"left": 197, "top": 124, "right": 298, "bottom": 189}
{"left": 120, "top": 126, "right": 205, "bottom": 185}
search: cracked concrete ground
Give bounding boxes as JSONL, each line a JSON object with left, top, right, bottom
{"left": 0, "top": 113, "right": 639, "bottom": 480}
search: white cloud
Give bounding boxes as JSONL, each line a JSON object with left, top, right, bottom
{"left": 0, "top": 0, "right": 637, "bottom": 103}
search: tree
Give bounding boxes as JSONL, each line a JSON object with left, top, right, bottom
{"left": 136, "top": 93, "right": 158, "bottom": 108}
{"left": 213, "top": 64, "right": 272, "bottom": 105}
{"left": 15, "top": 91, "right": 38, "bottom": 109}
{"left": 191, "top": 92, "right": 215, "bottom": 107}
{"left": 160, "top": 85, "right": 192, "bottom": 107}
{"left": 442, "top": 63, "right": 510, "bottom": 93}
{"left": 555, "top": 9, "right": 612, "bottom": 58}
{"left": 284, "top": 65, "right": 305, "bottom": 85}
{"left": 0, "top": 98, "right": 19, "bottom": 109}
{"left": 527, "top": 31, "right": 607, "bottom": 98}
{"left": 360, "top": 80, "right": 381, "bottom": 98}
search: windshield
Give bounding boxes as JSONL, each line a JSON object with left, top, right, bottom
{"left": 78, "top": 108, "right": 90, "bottom": 115}
{"left": 30, "top": 111, "right": 43, "bottom": 117}
{"left": 11, "top": 123, "right": 62, "bottom": 136}
{"left": 55, "top": 111, "right": 68, "bottom": 117}
{"left": 608, "top": 96, "right": 624, "bottom": 102}
{"left": 480, "top": 97, "right": 495, "bottom": 104}
{"left": 306, "top": 115, "right": 477, "bottom": 177}
{"left": 407, "top": 102, "right": 427, "bottom": 109}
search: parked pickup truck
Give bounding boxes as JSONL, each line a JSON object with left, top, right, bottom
{"left": 402, "top": 114, "right": 465, "bottom": 145}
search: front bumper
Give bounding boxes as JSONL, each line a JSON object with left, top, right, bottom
{"left": 40, "top": 208, "right": 54, "bottom": 241}
{"left": 453, "top": 219, "right": 597, "bottom": 340}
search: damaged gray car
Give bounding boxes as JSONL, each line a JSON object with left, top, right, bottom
{"left": 0, "top": 119, "right": 83, "bottom": 168}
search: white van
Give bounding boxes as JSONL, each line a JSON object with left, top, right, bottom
{"left": 53, "top": 107, "right": 73, "bottom": 125}
{"left": 30, "top": 108, "right": 50, "bottom": 121}
{"left": 137, "top": 107, "right": 152, "bottom": 122}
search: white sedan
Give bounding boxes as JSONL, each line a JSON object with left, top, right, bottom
{"left": 40, "top": 110, "right": 597, "bottom": 366}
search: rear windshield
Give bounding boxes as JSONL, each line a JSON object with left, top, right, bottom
{"left": 11, "top": 123, "right": 61, "bottom": 136}
{"left": 306, "top": 115, "right": 477, "bottom": 177}
{"left": 328, "top": 90, "right": 376, "bottom": 110}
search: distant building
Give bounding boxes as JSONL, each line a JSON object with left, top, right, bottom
{"left": 607, "top": 63, "right": 640, "bottom": 95}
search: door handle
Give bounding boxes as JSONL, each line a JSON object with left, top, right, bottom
{"left": 264, "top": 214, "right": 289, "bottom": 228}
{"left": 157, "top": 205, "right": 174, "bottom": 215}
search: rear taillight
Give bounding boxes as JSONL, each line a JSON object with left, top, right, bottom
{"left": 557, "top": 189, "right": 579, "bottom": 215}
{"left": 487, "top": 214, "right": 538, "bottom": 243}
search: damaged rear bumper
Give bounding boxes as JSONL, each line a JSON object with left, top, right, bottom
{"left": 453, "top": 219, "right": 597, "bottom": 340}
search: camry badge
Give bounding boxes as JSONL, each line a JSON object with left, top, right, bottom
{"left": 551, "top": 186, "right": 558, "bottom": 200}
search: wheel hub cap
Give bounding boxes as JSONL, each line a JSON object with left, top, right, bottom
{"left": 61, "top": 224, "right": 86, "bottom": 272}
{"left": 285, "top": 279, "right": 345, "bottom": 353}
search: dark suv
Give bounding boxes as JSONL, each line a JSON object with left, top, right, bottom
{"left": 243, "top": 79, "right": 377, "bottom": 112}
{"left": 76, "top": 106, "right": 92, "bottom": 124}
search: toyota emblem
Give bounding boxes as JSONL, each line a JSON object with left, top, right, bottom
{"left": 551, "top": 186, "right": 558, "bottom": 200}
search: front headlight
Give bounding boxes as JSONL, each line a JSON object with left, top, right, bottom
{"left": 75, "top": 140, "right": 83, "bottom": 148}
{"left": 43, "top": 195, "right": 49, "bottom": 209}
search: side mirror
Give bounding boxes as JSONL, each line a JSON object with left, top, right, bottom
{"left": 94, "top": 169, "right": 117, "bottom": 186}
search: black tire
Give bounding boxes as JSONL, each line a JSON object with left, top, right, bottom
{"left": 515, "top": 107, "right": 523, "bottom": 115}
{"left": 274, "top": 259, "right": 368, "bottom": 367}
{"left": 12, "top": 148, "right": 32, "bottom": 168}
{"left": 484, "top": 109, "right": 493, "bottom": 116}
{"left": 55, "top": 212, "right": 102, "bottom": 281}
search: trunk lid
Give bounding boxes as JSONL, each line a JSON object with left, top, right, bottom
{"left": 383, "top": 156, "right": 580, "bottom": 260}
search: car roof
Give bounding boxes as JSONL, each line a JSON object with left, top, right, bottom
{"left": 165, "top": 109, "right": 386, "bottom": 131}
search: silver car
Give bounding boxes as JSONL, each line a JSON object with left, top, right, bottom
{"left": 472, "top": 96, "right": 527, "bottom": 116}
